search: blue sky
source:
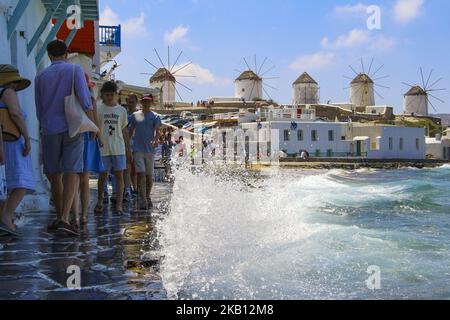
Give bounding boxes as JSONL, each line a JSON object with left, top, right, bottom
{"left": 100, "top": 0, "right": 450, "bottom": 113}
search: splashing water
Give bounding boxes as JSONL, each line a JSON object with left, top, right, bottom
{"left": 157, "top": 165, "right": 450, "bottom": 300}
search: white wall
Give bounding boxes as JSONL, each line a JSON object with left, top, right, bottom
{"left": 367, "top": 126, "right": 425, "bottom": 159}
{"left": 235, "top": 79, "right": 262, "bottom": 101}
{"left": 426, "top": 138, "right": 450, "bottom": 160}
{"left": 242, "top": 121, "right": 351, "bottom": 156}
{"left": 150, "top": 80, "right": 175, "bottom": 103}
{"left": 1, "top": 0, "right": 52, "bottom": 211}
{"left": 293, "top": 83, "right": 319, "bottom": 105}
{"left": 403, "top": 94, "right": 428, "bottom": 115}
{"left": 350, "top": 83, "right": 375, "bottom": 108}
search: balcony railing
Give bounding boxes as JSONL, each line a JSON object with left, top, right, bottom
{"left": 99, "top": 25, "right": 121, "bottom": 47}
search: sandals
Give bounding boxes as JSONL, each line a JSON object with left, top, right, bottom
{"left": 0, "top": 222, "right": 22, "bottom": 237}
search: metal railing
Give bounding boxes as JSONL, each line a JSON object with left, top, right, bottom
{"left": 99, "top": 25, "right": 121, "bottom": 47}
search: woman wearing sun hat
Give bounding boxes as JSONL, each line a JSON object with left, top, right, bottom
{"left": 0, "top": 64, "right": 36, "bottom": 236}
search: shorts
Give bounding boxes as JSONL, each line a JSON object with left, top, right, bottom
{"left": 134, "top": 152, "right": 155, "bottom": 176}
{"left": 0, "top": 166, "right": 7, "bottom": 201}
{"left": 42, "top": 132, "right": 84, "bottom": 174}
{"left": 101, "top": 155, "right": 127, "bottom": 172}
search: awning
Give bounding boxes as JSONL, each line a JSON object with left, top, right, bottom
{"left": 353, "top": 136, "right": 370, "bottom": 141}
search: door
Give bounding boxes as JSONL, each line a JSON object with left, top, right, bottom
{"left": 356, "top": 141, "right": 362, "bottom": 157}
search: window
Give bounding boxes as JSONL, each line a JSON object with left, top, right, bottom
{"left": 311, "top": 130, "right": 318, "bottom": 141}
{"left": 443, "top": 147, "right": 447, "bottom": 160}
{"left": 297, "top": 129, "right": 303, "bottom": 141}
{"left": 399, "top": 138, "right": 404, "bottom": 151}
{"left": 416, "top": 138, "right": 420, "bottom": 150}
{"left": 328, "top": 130, "right": 334, "bottom": 141}
{"left": 284, "top": 130, "right": 290, "bottom": 141}
{"left": 389, "top": 137, "right": 393, "bottom": 150}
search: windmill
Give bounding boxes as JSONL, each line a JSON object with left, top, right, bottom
{"left": 293, "top": 72, "right": 320, "bottom": 105}
{"left": 141, "top": 47, "right": 196, "bottom": 105}
{"left": 343, "top": 58, "right": 390, "bottom": 108}
{"left": 234, "top": 55, "right": 278, "bottom": 102}
{"left": 402, "top": 68, "right": 446, "bottom": 116}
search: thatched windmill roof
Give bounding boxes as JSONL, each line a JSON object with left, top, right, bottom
{"left": 150, "top": 68, "right": 176, "bottom": 83}
{"left": 404, "top": 85, "right": 427, "bottom": 96}
{"left": 351, "top": 73, "right": 374, "bottom": 85}
{"left": 235, "top": 70, "right": 262, "bottom": 81}
{"left": 293, "top": 72, "right": 318, "bottom": 85}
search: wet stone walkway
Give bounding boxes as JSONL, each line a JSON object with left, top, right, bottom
{"left": 0, "top": 182, "right": 171, "bottom": 300}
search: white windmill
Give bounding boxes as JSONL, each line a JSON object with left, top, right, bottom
{"left": 344, "top": 58, "right": 390, "bottom": 108}
{"left": 234, "top": 55, "right": 278, "bottom": 102}
{"left": 293, "top": 72, "right": 320, "bottom": 105}
{"left": 142, "top": 47, "right": 195, "bottom": 105}
{"left": 402, "top": 68, "right": 446, "bottom": 116}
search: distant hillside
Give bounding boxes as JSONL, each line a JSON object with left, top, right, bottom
{"left": 434, "top": 114, "right": 450, "bottom": 126}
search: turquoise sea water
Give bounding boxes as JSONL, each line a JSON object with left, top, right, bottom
{"left": 157, "top": 165, "right": 450, "bottom": 300}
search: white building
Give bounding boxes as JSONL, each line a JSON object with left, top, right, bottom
{"left": 350, "top": 73, "right": 375, "bottom": 108}
{"left": 241, "top": 112, "right": 425, "bottom": 160}
{"left": 234, "top": 70, "right": 262, "bottom": 102}
{"left": 149, "top": 67, "right": 176, "bottom": 104}
{"left": 403, "top": 85, "right": 428, "bottom": 116}
{"left": 425, "top": 134, "right": 450, "bottom": 160}
{"left": 0, "top": 0, "right": 99, "bottom": 212}
{"left": 292, "top": 72, "right": 319, "bottom": 105}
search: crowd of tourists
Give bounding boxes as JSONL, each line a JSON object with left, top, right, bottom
{"left": 0, "top": 40, "right": 177, "bottom": 237}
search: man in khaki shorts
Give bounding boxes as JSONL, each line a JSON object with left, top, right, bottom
{"left": 129, "top": 95, "right": 161, "bottom": 210}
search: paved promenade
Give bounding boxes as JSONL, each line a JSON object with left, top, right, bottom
{"left": 0, "top": 182, "right": 171, "bottom": 300}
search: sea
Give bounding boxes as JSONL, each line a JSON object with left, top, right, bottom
{"left": 156, "top": 164, "right": 450, "bottom": 300}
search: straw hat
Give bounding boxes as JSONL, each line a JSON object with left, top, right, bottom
{"left": 0, "top": 64, "right": 31, "bottom": 91}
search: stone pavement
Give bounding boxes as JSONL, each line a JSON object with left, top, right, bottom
{"left": 0, "top": 182, "right": 171, "bottom": 300}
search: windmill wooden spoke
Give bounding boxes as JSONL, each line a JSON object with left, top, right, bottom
{"left": 154, "top": 48, "right": 166, "bottom": 68}
{"left": 243, "top": 57, "right": 252, "bottom": 71}
{"left": 428, "top": 93, "right": 445, "bottom": 104}
{"left": 371, "top": 64, "right": 384, "bottom": 78}
{"left": 172, "top": 62, "right": 193, "bottom": 75}
{"left": 349, "top": 65, "right": 359, "bottom": 76}
{"left": 254, "top": 54, "right": 257, "bottom": 73}
{"left": 235, "top": 69, "right": 243, "bottom": 74}
{"left": 249, "top": 81, "right": 256, "bottom": 100}
{"left": 427, "top": 97, "right": 438, "bottom": 112}
{"left": 175, "top": 87, "right": 183, "bottom": 102}
{"left": 425, "top": 69, "right": 433, "bottom": 89}
{"left": 262, "top": 77, "right": 280, "bottom": 80}
{"left": 361, "top": 58, "right": 365, "bottom": 74}
{"left": 343, "top": 86, "right": 351, "bottom": 90}
{"left": 170, "top": 51, "right": 184, "bottom": 72}
{"left": 428, "top": 77, "right": 443, "bottom": 90}
{"left": 167, "top": 46, "right": 170, "bottom": 71}
{"left": 402, "top": 82, "right": 416, "bottom": 88}
{"left": 260, "top": 65, "right": 276, "bottom": 77}
{"left": 374, "top": 89, "right": 385, "bottom": 100}
{"left": 373, "top": 75, "right": 390, "bottom": 81}
{"left": 262, "top": 86, "right": 273, "bottom": 101}
{"left": 140, "top": 73, "right": 154, "bottom": 75}
{"left": 176, "top": 80, "right": 193, "bottom": 92}
{"left": 144, "top": 58, "right": 159, "bottom": 70}
{"left": 420, "top": 67, "right": 426, "bottom": 89}
{"left": 427, "top": 88, "right": 446, "bottom": 92}
{"left": 174, "top": 75, "right": 196, "bottom": 78}
{"left": 374, "top": 84, "right": 390, "bottom": 89}
{"left": 258, "top": 57, "right": 268, "bottom": 75}
{"left": 263, "top": 82, "right": 278, "bottom": 91}
{"left": 343, "top": 75, "right": 354, "bottom": 81}
{"left": 368, "top": 58, "right": 374, "bottom": 76}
